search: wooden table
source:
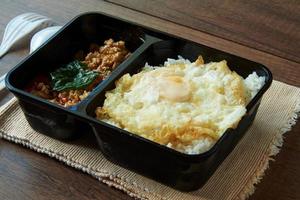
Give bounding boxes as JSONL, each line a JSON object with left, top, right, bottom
{"left": 0, "top": 1, "right": 299, "bottom": 199}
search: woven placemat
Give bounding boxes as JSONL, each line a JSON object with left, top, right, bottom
{"left": 0, "top": 80, "right": 299, "bottom": 200}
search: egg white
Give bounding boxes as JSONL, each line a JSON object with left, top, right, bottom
{"left": 96, "top": 56, "right": 253, "bottom": 153}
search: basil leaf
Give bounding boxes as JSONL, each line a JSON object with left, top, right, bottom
{"left": 50, "top": 60, "right": 99, "bottom": 91}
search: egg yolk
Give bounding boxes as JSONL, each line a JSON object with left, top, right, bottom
{"left": 157, "top": 75, "right": 191, "bottom": 102}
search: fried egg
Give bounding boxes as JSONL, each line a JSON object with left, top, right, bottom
{"left": 96, "top": 56, "right": 264, "bottom": 154}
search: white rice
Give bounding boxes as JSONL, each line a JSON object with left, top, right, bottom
{"left": 184, "top": 137, "right": 216, "bottom": 154}
{"left": 244, "top": 72, "right": 266, "bottom": 98}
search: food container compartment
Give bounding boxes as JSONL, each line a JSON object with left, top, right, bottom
{"left": 5, "top": 13, "right": 155, "bottom": 140}
{"left": 85, "top": 40, "right": 272, "bottom": 191}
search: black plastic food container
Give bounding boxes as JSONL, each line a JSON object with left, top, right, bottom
{"left": 5, "top": 12, "right": 272, "bottom": 191}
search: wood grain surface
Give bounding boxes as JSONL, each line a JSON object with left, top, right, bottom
{"left": 0, "top": 0, "right": 299, "bottom": 200}
{"left": 108, "top": 0, "right": 300, "bottom": 63}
